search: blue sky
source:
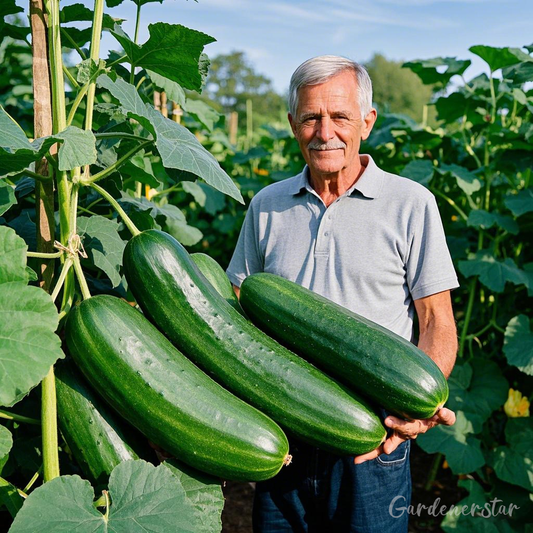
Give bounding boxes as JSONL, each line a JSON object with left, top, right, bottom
{"left": 98, "top": 0, "right": 533, "bottom": 94}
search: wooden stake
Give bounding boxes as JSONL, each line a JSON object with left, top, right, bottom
{"left": 229, "top": 111, "right": 238, "bottom": 145}
{"left": 160, "top": 91, "right": 168, "bottom": 118}
{"left": 30, "top": 0, "right": 55, "bottom": 291}
{"left": 171, "top": 102, "right": 182, "bottom": 124}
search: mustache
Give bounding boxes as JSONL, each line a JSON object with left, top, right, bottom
{"left": 307, "top": 140, "right": 346, "bottom": 151}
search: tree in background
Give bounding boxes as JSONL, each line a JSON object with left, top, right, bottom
{"left": 365, "top": 53, "right": 434, "bottom": 123}
{"left": 205, "top": 50, "right": 286, "bottom": 129}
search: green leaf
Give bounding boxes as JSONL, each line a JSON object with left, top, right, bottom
{"left": 491, "top": 446, "right": 533, "bottom": 492}
{"left": 162, "top": 459, "right": 224, "bottom": 533}
{"left": 0, "top": 180, "right": 17, "bottom": 217}
{"left": 504, "top": 315, "right": 533, "bottom": 376}
{"left": 0, "top": 425, "right": 12, "bottom": 461}
{"left": 120, "top": 152, "right": 161, "bottom": 189}
{"left": 54, "top": 127, "right": 97, "bottom": 171}
{"left": 437, "top": 164, "right": 482, "bottom": 195}
{"left": 165, "top": 219, "right": 203, "bottom": 247}
{"left": 446, "top": 359, "right": 508, "bottom": 433}
{"left": 0, "top": 108, "right": 96, "bottom": 175}
{"left": 402, "top": 57, "right": 471, "bottom": 85}
{"left": 0, "top": 0, "right": 23, "bottom": 17}
{"left": 111, "top": 22, "right": 215, "bottom": 92}
{"left": 416, "top": 411, "right": 485, "bottom": 474}
{"left": 400, "top": 160, "right": 434, "bottom": 186}
{"left": 504, "top": 188, "right": 533, "bottom": 217}
{"left": 77, "top": 216, "right": 126, "bottom": 288}
{"left": 0, "top": 226, "right": 28, "bottom": 284}
{"left": 0, "top": 476, "right": 23, "bottom": 518}
{"left": 60, "top": 3, "right": 121, "bottom": 31}
{"left": 0, "top": 282, "right": 64, "bottom": 407}
{"left": 97, "top": 75, "right": 243, "bottom": 203}
{"left": 182, "top": 181, "right": 206, "bottom": 204}
{"left": 146, "top": 70, "right": 186, "bottom": 106}
{"left": 466, "top": 210, "right": 519, "bottom": 235}
{"left": 76, "top": 58, "right": 107, "bottom": 85}
{"left": 9, "top": 460, "right": 206, "bottom": 532}
{"left": 184, "top": 100, "right": 220, "bottom": 132}
{"left": 458, "top": 252, "right": 530, "bottom": 293}
{"left": 503, "top": 62, "right": 533, "bottom": 84}
{"left": 469, "top": 45, "right": 533, "bottom": 72}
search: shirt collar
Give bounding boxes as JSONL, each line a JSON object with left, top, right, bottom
{"left": 289, "top": 155, "right": 383, "bottom": 199}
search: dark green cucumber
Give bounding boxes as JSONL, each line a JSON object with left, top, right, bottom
{"left": 191, "top": 253, "right": 244, "bottom": 315}
{"left": 123, "top": 230, "right": 386, "bottom": 455}
{"left": 240, "top": 273, "right": 449, "bottom": 420}
{"left": 55, "top": 360, "right": 154, "bottom": 486}
{"left": 65, "top": 295, "right": 289, "bottom": 481}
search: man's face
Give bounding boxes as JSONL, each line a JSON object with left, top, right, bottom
{"left": 288, "top": 70, "right": 376, "bottom": 179}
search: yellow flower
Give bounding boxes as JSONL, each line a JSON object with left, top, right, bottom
{"left": 254, "top": 168, "right": 269, "bottom": 176}
{"left": 504, "top": 388, "right": 530, "bottom": 418}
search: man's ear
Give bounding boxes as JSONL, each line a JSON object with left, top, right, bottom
{"left": 361, "top": 108, "right": 377, "bottom": 141}
{"left": 288, "top": 113, "right": 297, "bottom": 136}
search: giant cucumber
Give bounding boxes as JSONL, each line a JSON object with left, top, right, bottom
{"left": 240, "top": 272, "right": 449, "bottom": 420}
{"left": 123, "top": 230, "right": 386, "bottom": 455}
{"left": 65, "top": 294, "right": 290, "bottom": 481}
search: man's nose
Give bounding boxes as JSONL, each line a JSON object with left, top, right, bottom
{"left": 315, "top": 117, "right": 335, "bottom": 142}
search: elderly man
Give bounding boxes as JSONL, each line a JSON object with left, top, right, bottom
{"left": 227, "top": 55, "right": 458, "bottom": 533}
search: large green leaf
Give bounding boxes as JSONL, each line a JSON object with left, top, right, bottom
{"left": 0, "top": 226, "right": 28, "bottom": 283}
{"left": 402, "top": 57, "right": 471, "bottom": 85}
{"left": 162, "top": 459, "right": 224, "bottom": 533}
{"left": 97, "top": 75, "right": 243, "bottom": 203}
{"left": 0, "top": 282, "right": 64, "bottom": 407}
{"left": 466, "top": 209, "right": 519, "bottom": 235}
{"left": 0, "top": 180, "right": 17, "bottom": 216}
{"left": 0, "top": 108, "right": 97, "bottom": 175}
{"left": 469, "top": 45, "right": 532, "bottom": 72}
{"left": 503, "top": 62, "right": 533, "bottom": 84}
{"left": 146, "top": 70, "right": 186, "bottom": 106}
{"left": 458, "top": 252, "right": 530, "bottom": 293}
{"left": 77, "top": 216, "right": 126, "bottom": 288}
{"left": 110, "top": 23, "right": 215, "bottom": 92}
{"left": 165, "top": 219, "right": 203, "bottom": 247}
{"left": 184, "top": 100, "right": 220, "bottom": 132}
{"left": 491, "top": 447, "right": 533, "bottom": 493}
{"left": 416, "top": 411, "right": 485, "bottom": 474}
{"left": 400, "top": 159, "right": 434, "bottom": 187}
{"left": 445, "top": 359, "right": 508, "bottom": 433}
{"left": 0, "top": 425, "right": 12, "bottom": 462}
{"left": 60, "top": 3, "right": 121, "bottom": 30}
{"left": 503, "top": 315, "right": 533, "bottom": 376}
{"left": 9, "top": 460, "right": 204, "bottom": 532}
{"left": 437, "top": 164, "right": 482, "bottom": 196}
{"left": 504, "top": 188, "right": 533, "bottom": 217}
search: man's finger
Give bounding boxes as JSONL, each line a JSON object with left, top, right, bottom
{"left": 353, "top": 445, "right": 383, "bottom": 464}
{"left": 382, "top": 432, "right": 406, "bottom": 455}
{"left": 436, "top": 407, "right": 456, "bottom": 426}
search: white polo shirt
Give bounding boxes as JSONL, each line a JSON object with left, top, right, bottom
{"left": 227, "top": 155, "right": 459, "bottom": 340}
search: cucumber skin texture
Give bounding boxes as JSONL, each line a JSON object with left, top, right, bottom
{"left": 65, "top": 295, "right": 289, "bottom": 482}
{"left": 55, "top": 361, "right": 153, "bottom": 487}
{"left": 191, "top": 253, "right": 244, "bottom": 315}
{"left": 240, "top": 273, "right": 449, "bottom": 420}
{"left": 123, "top": 230, "right": 386, "bottom": 455}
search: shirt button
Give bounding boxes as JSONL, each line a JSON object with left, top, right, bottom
{"left": 324, "top": 232, "right": 329, "bottom": 236}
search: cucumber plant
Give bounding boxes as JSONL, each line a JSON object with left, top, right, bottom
{"left": 0, "top": 0, "right": 244, "bottom": 529}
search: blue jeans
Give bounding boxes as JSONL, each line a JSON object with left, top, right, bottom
{"left": 253, "top": 439, "right": 411, "bottom": 533}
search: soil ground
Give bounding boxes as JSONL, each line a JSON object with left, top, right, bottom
{"left": 221, "top": 445, "right": 466, "bottom": 533}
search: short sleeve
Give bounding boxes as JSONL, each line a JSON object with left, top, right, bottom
{"left": 226, "top": 199, "right": 264, "bottom": 287}
{"left": 406, "top": 195, "right": 459, "bottom": 300}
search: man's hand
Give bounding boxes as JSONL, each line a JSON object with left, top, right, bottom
{"left": 353, "top": 407, "right": 456, "bottom": 464}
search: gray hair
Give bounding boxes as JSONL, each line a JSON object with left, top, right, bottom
{"left": 288, "top": 55, "right": 373, "bottom": 119}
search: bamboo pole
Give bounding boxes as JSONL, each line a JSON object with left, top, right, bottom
{"left": 160, "top": 91, "right": 168, "bottom": 118}
{"left": 171, "top": 102, "right": 182, "bottom": 124}
{"left": 229, "top": 111, "right": 238, "bottom": 145}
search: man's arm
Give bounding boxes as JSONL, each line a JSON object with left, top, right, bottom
{"left": 354, "top": 290, "right": 457, "bottom": 463}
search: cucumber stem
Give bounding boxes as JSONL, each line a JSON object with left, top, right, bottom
{"left": 41, "top": 366, "right": 60, "bottom": 482}
{"left": 73, "top": 255, "right": 92, "bottom": 300}
{"left": 27, "top": 250, "right": 63, "bottom": 259}
{"left": 89, "top": 182, "right": 141, "bottom": 237}
{"left": 0, "top": 409, "right": 41, "bottom": 426}
{"left": 51, "top": 257, "right": 73, "bottom": 303}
